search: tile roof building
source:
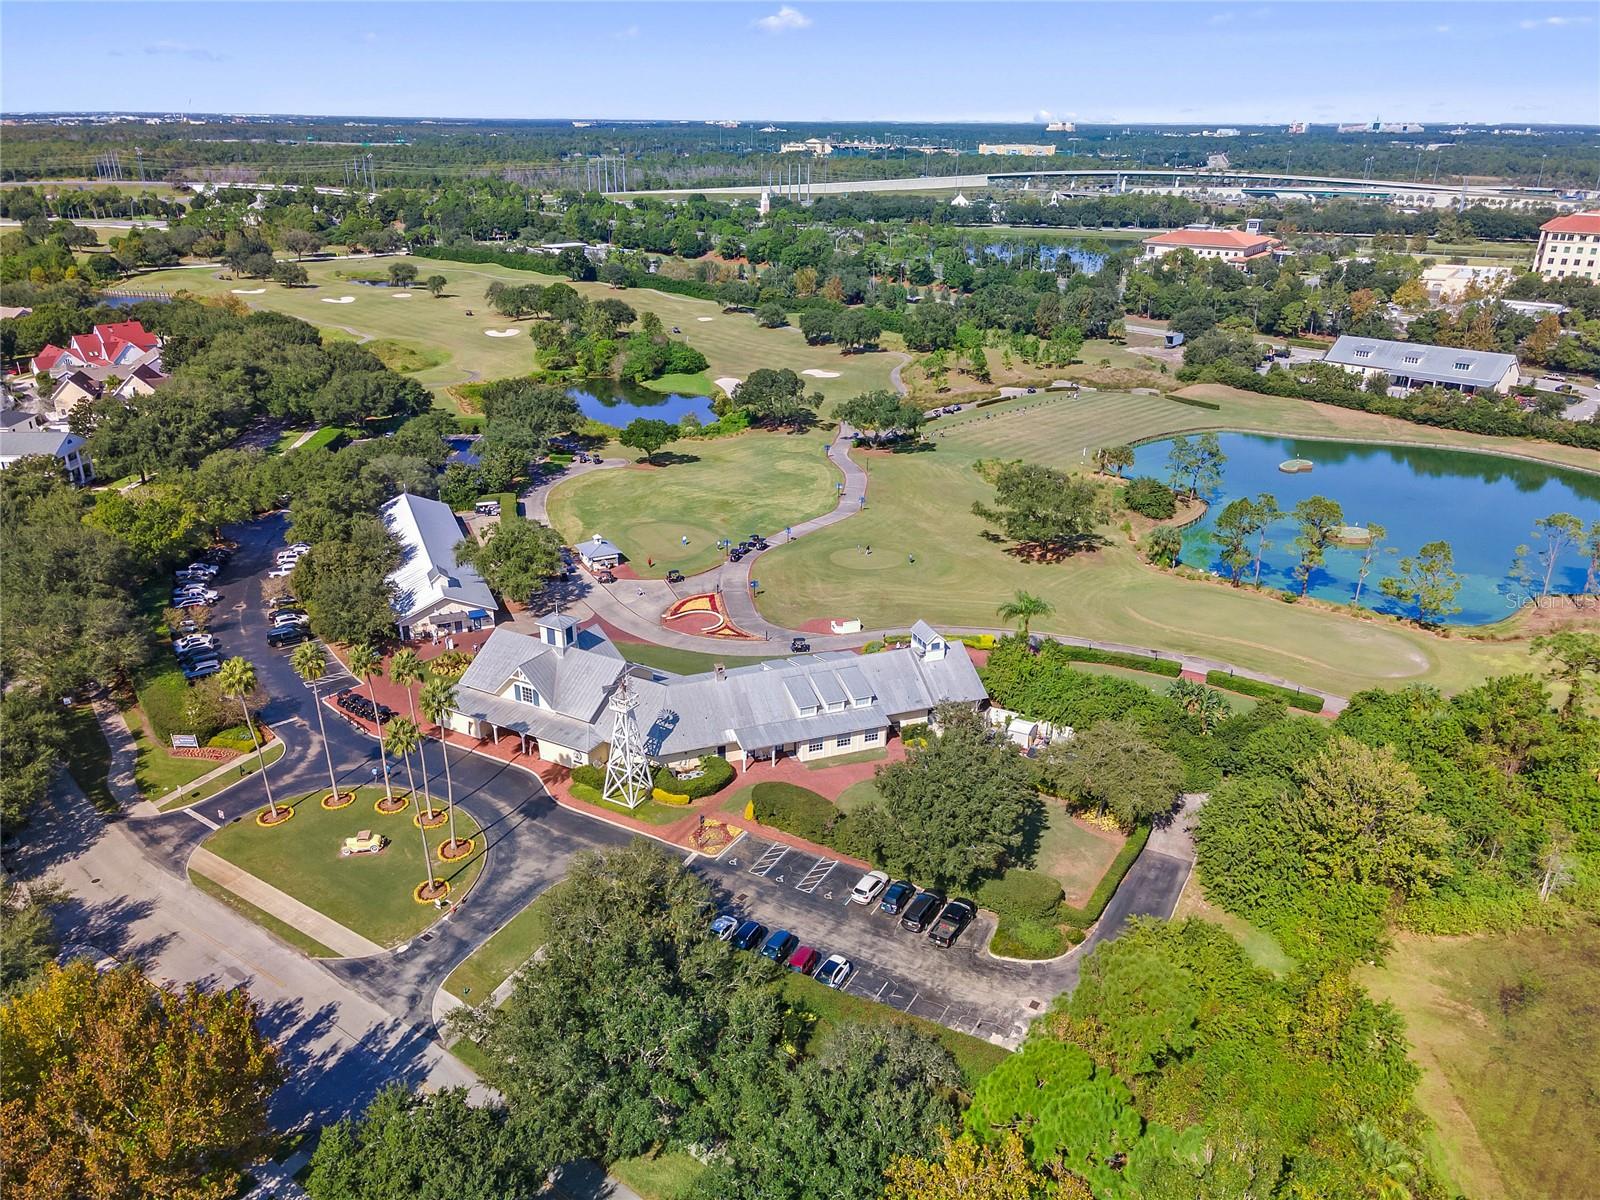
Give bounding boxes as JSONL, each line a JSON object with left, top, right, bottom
{"left": 1141, "top": 226, "right": 1282, "bottom": 266}
{"left": 446, "top": 615, "right": 987, "bottom": 770}
{"left": 1533, "top": 211, "right": 1600, "bottom": 282}
{"left": 381, "top": 492, "right": 499, "bottom": 641}
{"left": 1321, "top": 336, "right": 1519, "bottom": 395}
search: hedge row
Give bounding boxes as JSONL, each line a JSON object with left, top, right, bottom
{"left": 571, "top": 764, "right": 603, "bottom": 790}
{"left": 1204, "top": 670, "right": 1325, "bottom": 712}
{"left": 411, "top": 244, "right": 563, "bottom": 277}
{"left": 653, "top": 755, "right": 734, "bottom": 800}
{"left": 750, "top": 782, "right": 838, "bottom": 844}
{"left": 1058, "top": 645, "right": 1184, "bottom": 677}
{"left": 1061, "top": 825, "right": 1152, "bottom": 929}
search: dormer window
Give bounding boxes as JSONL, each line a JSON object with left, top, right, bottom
{"left": 1454, "top": 361, "right": 1471, "bottom": 371}
{"left": 1353, "top": 348, "right": 1371, "bottom": 358}
{"left": 1403, "top": 354, "right": 1421, "bottom": 364}
{"left": 514, "top": 683, "right": 538, "bottom": 705}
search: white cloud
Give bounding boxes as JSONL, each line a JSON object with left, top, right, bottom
{"left": 754, "top": 6, "right": 812, "bottom": 33}
{"left": 1434, "top": 23, "right": 1451, "bottom": 33}
{"left": 361, "top": 31, "right": 379, "bottom": 43}
{"left": 1207, "top": 11, "right": 1237, "bottom": 25}
{"left": 143, "top": 40, "right": 226, "bottom": 62}
{"left": 614, "top": 23, "right": 640, "bottom": 39}
{"left": 1519, "top": 14, "right": 1593, "bottom": 27}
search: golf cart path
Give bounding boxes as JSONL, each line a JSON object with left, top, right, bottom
{"left": 189, "top": 847, "right": 385, "bottom": 958}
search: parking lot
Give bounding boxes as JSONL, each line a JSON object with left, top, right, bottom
{"left": 694, "top": 836, "right": 1064, "bottom": 1048}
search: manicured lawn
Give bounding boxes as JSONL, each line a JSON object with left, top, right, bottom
{"left": 123, "top": 709, "right": 216, "bottom": 804}
{"left": 58, "top": 705, "right": 116, "bottom": 814}
{"left": 835, "top": 778, "right": 882, "bottom": 813}
{"left": 611, "top": 1151, "right": 705, "bottom": 1200}
{"left": 128, "top": 259, "right": 895, "bottom": 404}
{"left": 200, "top": 786, "right": 486, "bottom": 947}
{"left": 1358, "top": 927, "right": 1600, "bottom": 1200}
{"left": 364, "top": 338, "right": 449, "bottom": 374}
{"left": 157, "top": 739, "right": 285, "bottom": 812}
{"left": 781, "top": 972, "right": 1009, "bottom": 1089}
{"left": 442, "top": 881, "right": 569, "bottom": 1003}
{"left": 642, "top": 370, "right": 714, "bottom": 396}
{"left": 570, "top": 782, "right": 694, "bottom": 826}
{"left": 188, "top": 869, "right": 339, "bottom": 959}
{"left": 752, "top": 389, "right": 1555, "bottom": 697}
{"left": 1035, "top": 804, "right": 1126, "bottom": 907}
{"left": 615, "top": 641, "right": 779, "bottom": 676}
{"left": 803, "top": 746, "right": 886, "bottom": 770}
{"left": 546, "top": 431, "right": 840, "bottom": 578}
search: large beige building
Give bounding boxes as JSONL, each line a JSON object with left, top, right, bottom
{"left": 1141, "top": 226, "right": 1282, "bottom": 266}
{"left": 1533, "top": 212, "right": 1600, "bottom": 281}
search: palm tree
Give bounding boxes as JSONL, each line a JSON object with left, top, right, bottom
{"left": 217, "top": 657, "right": 280, "bottom": 822}
{"left": 420, "top": 677, "right": 466, "bottom": 858}
{"left": 347, "top": 644, "right": 395, "bottom": 804}
{"left": 996, "top": 590, "right": 1053, "bottom": 637}
{"left": 385, "top": 716, "right": 439, "bottom": 896}
{"left": 291, "top": 641, "right": 343, "bottom": 806}
{"left": 388, "top": 649, "right": 434, "bottom": 819}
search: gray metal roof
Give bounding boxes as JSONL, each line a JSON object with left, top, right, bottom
{"left": 382, "top": 493, "right": 498, "bottom": 623}
{"left": 0, "top": 429, "right": 83, "bottom": 459}
{"left": 576, "top": 535, "right": 622, "bottom": 563}
{"left": 453, "top": 620, "right": 987, "bottom": 759}
{"left": 1322, "top": 336, "right": 1518, "bottom": 388}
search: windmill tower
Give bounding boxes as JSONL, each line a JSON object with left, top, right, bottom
{"left": 601, "top": 675, "right": 653, "bottom": 809}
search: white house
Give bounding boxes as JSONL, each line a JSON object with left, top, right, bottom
{"left": 0, "top": 428, "right": 94, "bottom": 485}
{"left": 575, "top": 534, "right": 623, "bottom": 571}
{"left": 445, "top": 615, "right": 988, "bottom": 770}
{"left": 1321, "top": 336, "right": 1519, "bottom": 395}
{"left": 381, "top": 492, "right": 498, "bottom": 641}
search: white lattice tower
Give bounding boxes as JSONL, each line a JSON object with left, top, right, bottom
{"left": 601, "top": 676, "right": 653, "bottom": 809}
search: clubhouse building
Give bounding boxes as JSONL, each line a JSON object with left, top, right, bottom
{"left": 382, "top": 492, "right": 498, "bottom": 641}
{"left": 446, "top": 614, "right": 987, "bottom": 770}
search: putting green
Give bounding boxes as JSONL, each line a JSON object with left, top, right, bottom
{"left": 546, "top": 432, "right": 840, "bottom": 578}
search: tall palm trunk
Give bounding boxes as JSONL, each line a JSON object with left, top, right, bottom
{"left": 439, "top": 730, "right": 459, "bottom": 851}
{"left": 404, "top": 690, "right": 434, "bottom": 817}
{"left": 240, "top": 699, "right": 279, "bottom": 819}
{"left": 365, "top": 674, "right": 394, "bottom": 801}
{"left": 404, "top": 748, "right": 438, "bottom": 891}
{"left": 311, "top": 681, "right": 339, "bottom": 801}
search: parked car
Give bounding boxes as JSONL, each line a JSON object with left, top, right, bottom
{"left": 927, "top": 898, "right": 976, "bottom": 947}
{"left": 878, "top": 879, "right": 915, "bottom": 916}
{"left": 595, "top": 570, "right": 617, "bottom": 584}
{"left": 271, "top": 610, "right": 307, "bottom": 626}
{"left": 759, "top": 929, "right": 798, "bottom": 965}
{"left": 849, "top": 870, "right": 890, "bottom": 905}
{"left": 899, "top": 891, "right": 945, "bottom": 933}
{"left": 475, "top": 501, "right": 501, "bottom": 516}
{"left": 182, "top": 658, "right": 221, "bottom": 681}
{"left": 285, "top": 542, "right": 310, "bottom": 553}
{"left": 173, "top": 634, "right": 216, "bottom": 655}
{"left": 267, "top": 595, "right": 299, "bottom": 610}
{"left": 814, "top": 954, "right": 853, "bottom": 989}
{"left": 268, "top": 627, "right": 309, "bottom": 648}
{"left": 173, "top": 595, "right": 213, "bottom": 609}
{"left": 266, "top": 565, "right": 296, "bottom": 579}
{"left": 710, "top": 914, "right": 739, "bottom": 941}
{"left": 182, "top": 561, "right": 219, "bottom": 576}
{"left": 665, "top": 569, "right": 684, "bottom": 584}
{"left": 788, "top": 946, "right": 821, "bottom": 975}
{"left": 731, "top": 920, "right": 767, "bottom": 952}
{"left": 789, "top": 637, "right": 811, "bottom": 654}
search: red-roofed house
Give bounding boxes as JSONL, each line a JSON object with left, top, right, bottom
{"left": 1141, "top": 226, "right": 1283, "bottom": 267}
{"left": 1534, "top": 212, "right": 1600, "bottom": 282}
{"left": 30, "top": 320, "right": 163, "bottom": 379}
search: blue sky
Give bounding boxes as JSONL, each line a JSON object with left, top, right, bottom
{"left": 3, "top": 2, "right": 1596, "bottom": 124}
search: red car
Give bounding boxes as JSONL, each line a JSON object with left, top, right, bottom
{"left": 788, "top": 946, "right": 821, "bottom": 975}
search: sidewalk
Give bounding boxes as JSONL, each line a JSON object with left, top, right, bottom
{"left": 189, "top": 847, "right": 383, "bottom": 959}
{"left": 90, "top": 698, "right": 143, "bottom": 810}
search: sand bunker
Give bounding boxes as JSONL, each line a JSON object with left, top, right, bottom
{"left": 230, "top": 288, "right": 266, "bottom": 295}
{"left": 320, "top": 296, "right": 356, "bottom": 304}
{"left": 714, "top": 377, "right": 741, "bottom": 394}
{"left": 801, "top": 369, "right": 841, "bottom": 379}
{"left": 390, "top": 292, "right": 413, "bottom": 299}
{"left": 484, "top": 328, "right": 522, "bottom": 338}
{"left": 696, "top": 316, "right": 715, "bottom": 322}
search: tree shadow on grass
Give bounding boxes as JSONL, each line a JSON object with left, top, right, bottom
{"left": 639, "top": 450, "right": 702, "bottom": 467}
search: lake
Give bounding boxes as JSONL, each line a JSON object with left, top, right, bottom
{"left": 1128, "top": 433, "right": 1600, "bottom": 625}
{"left": 569, "top": 379, "right": 716, "bottom": 428}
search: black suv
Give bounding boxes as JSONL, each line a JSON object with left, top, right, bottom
{"left": 927, "top": 898, "right": 976, "bottom": 948}
{"left": 899, "top": 891, "right": 944, "bottom": 934}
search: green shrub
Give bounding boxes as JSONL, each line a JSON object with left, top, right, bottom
{"left": 977, "top": 868, "right": 1064, "bottom": 924}
{"left": 1122, "top": 476, "right": 1177, "bottom": 519}
{"left": 652, "top": 756, "right": 734, "bottom": 800}
{"left": 1058, "top": 645, "right": 1183, "bottom": 677}
{"left": 570, "top": 781, "right": 604, "bottom": 805}
{"left": 1061, "top": 826, "right": 1151, "bottom": 929}
{"left": 206, "top": 725, "right": 260, "bottom": 754}
{"left": 827, "top": 810, "right": 875, "bottom": 861}
{"left": 1205, "top": 670, "right": 1324, "bottom": 712}
{"left": 571, "top": 764, "right": 604, "bottom": 790}
{"left": 750, "top": 782, "right": 837, "bottom": 843}
{"left": 989, "top": 919, "right": 1067, "bottom": 959}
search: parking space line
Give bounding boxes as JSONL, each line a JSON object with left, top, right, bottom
{"left": 748, "top": 845, "right": 787, "bottom": 878}
{"left": 795, "top": 857, "right": 837, "bottom": 894}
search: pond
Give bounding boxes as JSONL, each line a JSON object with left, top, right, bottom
{"left": 569, "top": 379, "right": 716, "bottom": 428}
{"left": 968, "top": 240, "right": 1105, "bottom": 274}
{"left": 1128, "top": 433, "right": 1600, "bottom": 625}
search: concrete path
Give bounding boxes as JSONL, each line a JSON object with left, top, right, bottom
{"left": 190, "top": 847, "right": 385, "bottom": 959}
{"left": 90, "top": 698, "right": 143, "bottom": 810}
